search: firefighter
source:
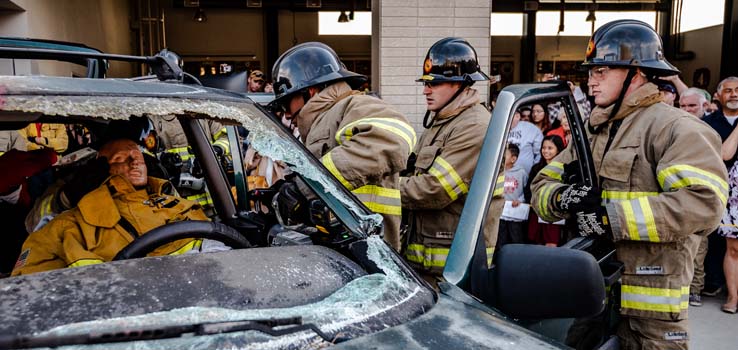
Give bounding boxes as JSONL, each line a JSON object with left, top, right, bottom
{"left": 270, "top": 42, "right": 415, "bottom": 250}
{"left": 147, "top": 115, "right": 231, "bottom": 209}
{"left": 12, "top": 138, "right": 207, "bottom": 276}
{"left": 19, "top": 123, "right": 68, "bottom": 154}
{"left": 401, "top": 37, "right": 503, "bottom": 282}
{"left": 531, "top": 20, "right": 728, "bottom": 349}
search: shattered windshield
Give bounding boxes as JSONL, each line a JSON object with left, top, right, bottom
{"left": 0, "top": 76, "right": 383, "bottom": 233}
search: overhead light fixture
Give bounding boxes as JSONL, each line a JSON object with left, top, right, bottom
{"left": 586, "top": 11, "right": 596, "bottom": 22}
{"left": 337, "top": 11, "right": 349, "bottom": 23}
{"left": 194, "top": 8, "right": 207, "bottom": 23}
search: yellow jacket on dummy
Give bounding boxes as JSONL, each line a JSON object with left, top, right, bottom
{"left": 12, "top": 175, "right": 207, "bottom": 276}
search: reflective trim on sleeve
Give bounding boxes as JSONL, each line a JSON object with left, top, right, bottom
{"left": 429, "top": 156, "right": 468, "bottom": 201}
{"left": 536, "top": 183, "right": 560, "bottom": 222}
{"left": 620, "top": 197, "right": 659, "bottom": 242}
{"left": 68, "top": 258, "right": 104, "bottom": 268}
{"left": 621, "top": 285, "right": 690, "bottom": 314}
{"left": 212, "top": 139, "right": 231, "bottom": 155}
{"left": 38, "top": 194, "right": 54, "bottom": 218}
{"left": 601, "top": 190, "right": 658, "bottom": 204}
{"left": 212, "top": 127, "right": 228, "bottom": 141}
{"left": 540, "top": 161, "right": 564, "bottom": 181}
{"left": 352, "top": 185, "right": 402, "bottom": 216}
{"left": 335, "top": 117, "right": 417, "bottom": 152}
{"left": 492, "top": 174, "right": 505, "bottom": 197}
{"left": 186, "top": 192, "right": 213, "bottom": 206}
{"left": 166, "top": 147, "right": 192, "bottom": 161}
{"left": 658, "top": 164, "right": 728, "bottom": 206}
{"left": 405, "top": 244, "right": 449, "bottom": 268}
{"left": 168, "top": 239, "right": 203, "bottom": 256}
{"left": 321, "top": 152, "right": 354, "bottom": 190}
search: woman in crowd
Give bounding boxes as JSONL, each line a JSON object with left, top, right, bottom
{"left": 530, "top": 103, "right": 552, "bottom": 134}
{"left": 718, "top": 120, "right": 738, "bottom": 314}
{"left": 524, "top": 135, "right": 565, "bottom": 247}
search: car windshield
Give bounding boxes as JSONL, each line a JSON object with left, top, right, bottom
{"left": 0, "top": 75, "right": 433, "bottom": 348}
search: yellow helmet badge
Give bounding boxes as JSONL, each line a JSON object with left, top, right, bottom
{"left": 423, "top": 57, "right": 433, "bottom": 74}
{"left": 585, "top": 38, "right": 595, "bottom": 59}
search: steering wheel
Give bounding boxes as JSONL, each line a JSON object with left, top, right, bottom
{"left": 113, "top": 220, "right": 252, "bottom": 261}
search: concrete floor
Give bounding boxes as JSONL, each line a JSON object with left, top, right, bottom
{"left": 689, "top": 289, "right": 737, "bottom": 349}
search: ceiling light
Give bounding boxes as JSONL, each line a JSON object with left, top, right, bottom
{"left": 586, "top": 11, "right": 596, "bottom": 22}
{"left": 338, "top": 11, "right": 349, "bottom": 23}
{"left": 194, "top": 8, "right": 207, "bottom": 23}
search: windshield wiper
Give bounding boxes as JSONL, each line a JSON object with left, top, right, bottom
{"left": 0, "top": 316, "right": 333, "bottom": 349}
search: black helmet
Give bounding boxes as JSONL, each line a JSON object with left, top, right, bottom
{"left": 271, "top": 42, "right": 366, "bottom": 106}
{"left": 417, "top": 37, "right": 489, "bottom": 83}
{"left": 583, "top": 19, "right": 679, "bottom": 76}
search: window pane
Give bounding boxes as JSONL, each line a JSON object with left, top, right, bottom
{"left": 490, "top": 13, "right": 524, "bottom": 36}
{"left": 679, "top": 0, "right": 724, "bottom": 32}
{"left": 318, "top": 11, "right": 371, "bottom": 35}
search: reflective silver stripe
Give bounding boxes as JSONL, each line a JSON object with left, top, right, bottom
{"left": 353, "top": 186, "right": 402, "bottom": 216}
{"left": 429, "top": 156, "right": 468, "bottom": 201}
{"left": 540, "top": 161, "right": 564, "bottom": 181}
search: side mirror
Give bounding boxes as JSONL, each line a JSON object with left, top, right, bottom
{"left": 489, "top": 244, "right": 605, "bottom": 319}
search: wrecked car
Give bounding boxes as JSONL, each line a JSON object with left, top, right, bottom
{"left": 0, "top": 47, "right": 613, "bottom": 349}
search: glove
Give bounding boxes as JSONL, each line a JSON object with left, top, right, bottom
{"left": 554, "top": 182, "right": 602, "bottom": 214}
{"left": 61, "top": 157, "right": 110, "bottom": 207}
{"left": 275, "top": 180, "right": 309, "bottom": 225}
{"left": 574, "top": 206, "right": 612, "bottom": 238}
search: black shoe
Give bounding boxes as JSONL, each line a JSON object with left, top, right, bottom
{"left": 689, "top": 293, "right": 702, "bottom": 307}
{"left": 702, "top": 285, "right": 724, "bottom": 297}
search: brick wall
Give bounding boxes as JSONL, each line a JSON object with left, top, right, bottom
{"left": 375, "top": 0, "right": 491, "bottom": 132}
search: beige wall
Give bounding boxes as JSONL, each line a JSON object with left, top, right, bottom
{"left": 678, "top": 25, "right": 723, "bottom": 94}
{"left": 0, "top": 0, "right": 135, "bottom": 77}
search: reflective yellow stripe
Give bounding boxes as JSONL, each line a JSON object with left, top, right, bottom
{"left": 0, "top": 151, "right": 4, "bottom": 156}
{"left": 39, "top": 195, "right": 54, "bottom": 217}
{"left": 336, "top": 118, "right": 417, "bottom": 151}
{"left": 405, "top": 244, "right": 449, "bottom": 268}
{"left": 68, "top": 258, "right": 104, "bottom": 268}
{"left": 429, "top": 156, "right": 468, "bottom": 201}
{"left": 168, "top": 239, "right": 203, "bottom": 256}
{"left": 540, "top": 161, "right": 564, "bottom": 181}
{"left": 213, "top": 127, "right": 227, "bottom": 141}
{"left": 537, "top": 183, "right": 560, "bottom": 222}
{"left": 486, "top": 247, "right": 495, "bottom": 266}
{"left": 186, "top": 192, "right": 213, "bottom": 206}
{"left": 353, "top": 185, "right": 402, "bottom": 216}
{"left": 493, "top": 174, "right": 505, "bottom": 197}
{"left": 321, "top": 152, "right": 353, "bottom": 190}
{"left": 658, "top": 164, "right": 728, "bottom": 206}
{"left": 212, "top": 139, "right": 230, "bottom": 155}
{"left": 166, "top": 147, "right": 192, "bottom": 161}
{"left": 620, "top": 197, "right": 659, "bottom": 242}
{"left": 601, "top": 190, "right": 658, "bottom": 203}
{"left": 621, "top": 285, "right": 689, "bottom": 313}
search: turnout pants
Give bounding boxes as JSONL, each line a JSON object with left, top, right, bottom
{"left": 617, "top": 317, "right": 689, "bottom": 350}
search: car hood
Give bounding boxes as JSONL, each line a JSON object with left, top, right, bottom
{"left": 0, "top": 236, "right": 435, "bottom": 349}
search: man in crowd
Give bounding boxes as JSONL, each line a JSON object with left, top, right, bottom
{"left": 701, "top": 76, "right": 738, "bottom": 299}
{"left": 680, "top": 87, "right": 711, "bottom": 119}
{"left": 270, "top": 42, "right": 414, "bottom": 251}
{"left": 401, "top": 37, "right": 503, "bottom": 282}
{"left": 532, "top": 20, "right": 727, "bottom": 349}
{"left": 12, "top": 138, "right": 208, "bottom": 276}
{"left": 247, "top": 70, "right": 267, "bottom": 93}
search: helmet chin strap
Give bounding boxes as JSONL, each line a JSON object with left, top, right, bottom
{"left": 588, "top": 68, "right": 637, "bottom": 134}
{"left": 422, "top": 78, "right": 473, "bottom": 129}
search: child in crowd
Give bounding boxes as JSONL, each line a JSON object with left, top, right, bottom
{"left": 524, "top": 135, "right": 565, "bottom": 247}
{"left": 497, "top": 143, "right": 529, "bottom": 248}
